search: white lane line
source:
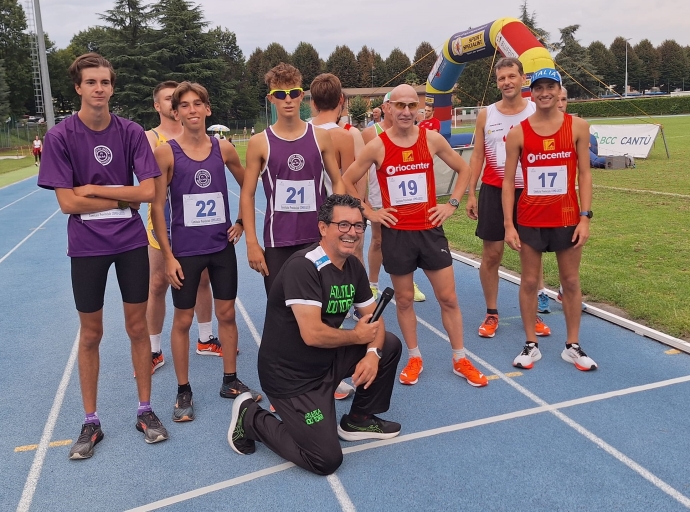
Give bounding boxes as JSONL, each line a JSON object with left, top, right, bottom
{"left": 0, "top": 189, "right": 39, "bottom": 212}
{"left": 327, "top": 474, "right": 357, "bottom": 512}
{"left": 126, "top": 371, "right": 690, "bottom": 510}
{"left": 227, "top": 187, "right": 264, "bottom": 215}
{"left": 412, "top": 313, "right": 690, "bottom": 508}
{"left": 593, "top": 184, "right": 690, "bottom": 199}
{"left": 16, "top": 330, "right": 80, "bottom": 512}
{"left": 0, "top": 208, "right": 60, "bottom": 265}
{"left": 124, "top": 462, "right": 296, "bottom": 512}
{"left": 235, "top": 298, "right": 261, "bottom": 347}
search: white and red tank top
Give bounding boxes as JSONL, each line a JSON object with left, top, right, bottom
{"left": 376, "top": 127, "right": 436, "bottom": 231}
{"left": 518, "top": 113, "right": 580, "bottom": 228}
{"left": 482, "top": 101, "right": 535, "bottom": 189}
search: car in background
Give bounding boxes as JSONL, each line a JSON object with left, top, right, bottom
{"left": 55, "top": 114, "right": 72, "bottom": 123}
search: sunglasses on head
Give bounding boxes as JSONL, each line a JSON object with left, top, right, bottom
{"left": 269, "top": 88, "right": 303, "bottom": 100}
{"left": 390, "top": 101, "right": 419, "bottom": 111}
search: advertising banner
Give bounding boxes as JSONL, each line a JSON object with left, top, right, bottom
{"left": 590, "top": 124, "right": 660, "bottom": 158}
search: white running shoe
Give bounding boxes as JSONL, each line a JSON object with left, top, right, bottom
{"left": 334, "top": 380, "right": 355, "bottom": 400}
{"left": 561, "top": 344, "right": 597, "bottom": 371}
{"left": 413, "top": 282, "right": 426, "bottom": 302}
{"left": 513, "top": 343, "right": 541, "bottom": 369}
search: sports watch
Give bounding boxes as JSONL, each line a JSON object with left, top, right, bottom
{"left": 367, "top": 347, "right": 382, "bottom": 359}
{"left": 579, "top": 210, "right": 593, "bottom": 219}
{"left": 448, "top": 198, "right": 460, "bottom": 208}
{"left": 117, "top": 200, "right": 129, "bottom": 210}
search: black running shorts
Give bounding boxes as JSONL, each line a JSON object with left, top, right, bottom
{"left": 518, "top": 225, "right": 577, "bottom": 253}
{"left": 380, "top": 226, "right": 452, "bottom": 276}
{"left": 475, "top": 183, "right": 521, "bottom": 242}
{"left": 71, "top": 246, "right": 149, "bottom": 313}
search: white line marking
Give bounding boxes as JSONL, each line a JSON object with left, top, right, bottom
{"left": 227, "top": 187, "right": 264, "bottom": 215}
{"left": 16, "top": 330, "right": 80, "bottom": 512}
{"left": 593, "top": 184, "right": 690, "bottom": 199}
{"left": 235, "top": 298, "right": 261, "bottom": 347}
{"left": 127, "top": 371, "right": 690, "bottom": 510}
{"left": 327, "top": 474, "right": 357, "bottom": 512}
{"left": 0, "top": 189, "right": 39, "bottom": 212}
{"left": 0, "top": 208, "right": 60, "bottom": 265}
{"left": 0, "top": 173, "right": 37, "bottom": 190}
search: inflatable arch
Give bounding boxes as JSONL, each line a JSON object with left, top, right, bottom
{"left": 425, "top": 17, "right": 553, "bottom": 147}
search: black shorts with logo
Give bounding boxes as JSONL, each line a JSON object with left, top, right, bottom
{"left": 381, "top": 226, "right": 452, "bottom": 276}
{"left": 476, "top": 183, "right": 522, "bottom": 242}
{"left": 518, "top": 225, "right": 577, "bottom": 253}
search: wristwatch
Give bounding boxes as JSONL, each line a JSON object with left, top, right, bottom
{"left": 366, "top": 347, "right": 382, "bottom": 359}
{"left": 579, "top": 210, "right": 593, "bottom": 219}
{"left": 448, "top": 198, "right": 460, "bottom": 208}
{"left": 235, "top": 218, "right": 243, "bottom": 226}
{"left": 117, "top": 200, "right": 129, "bottom": 210}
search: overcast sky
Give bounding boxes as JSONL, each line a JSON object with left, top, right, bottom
{"left": 39, "top": 0, "right": 688, "bottom": 59}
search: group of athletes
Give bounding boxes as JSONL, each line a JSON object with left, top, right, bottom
{"left": 37, "top": 51, "right": 595, "bottom": 475}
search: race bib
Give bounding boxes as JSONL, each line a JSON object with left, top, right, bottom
{"left": 386, "top": 173, "right": 428, "bottom": 206}
{"left": 527, "top": 165, "right": 568, "bottom": 196}
{"left": 183, "top": 192, "right": 226, "bottom": 227}
{"left": 496, "top": 141, "right": 506, "bottom": 168}
{"left": 275, "top": 179, "right": 316, "bottom": 212}
{"left": 81, "top": 208, "right": 132, "bottom": 221}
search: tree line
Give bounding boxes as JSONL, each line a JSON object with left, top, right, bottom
{"left": 1, "top": 0, "right": 689, "bottom": 128}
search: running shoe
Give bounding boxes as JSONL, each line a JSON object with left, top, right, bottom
{"left": 136, "top": 410, "right": 169, "bottom": 443}
{"left": 452, "top": 357, "right": 488, "bottom": 387}
{"left": 413, "top": 282, "right": 426, "bottom": 302}
{"left": 152, "top": 351, "right": 165, "bottom": 374}
{"left": 538, "top": 292, "right": 551, "bottom": 313}
{"left": 334, "top": 380, "right": 355, "bottom": 400}
{"left": 370, "top": 285, "right": 379, "bottom": 301}
{"left": 172, "top": 390, "right": 195, "bottom": 422}
{"left": 196, "top": 336, "right": 222, "bottom": 356}
{"left": 478, "top": 314, "right": 499, "bottom": 338}
{"left": 399, "top": 356, "right": 423, "bottom": 385}
{"left": 535, "top": 316, "right": 551, "bottom": 337}
{"left": 228, "top": 392, "right": 256, "bottom": 455}
{"left": 513, "top": 342, "right": 541, "bottom": 369}
{"left": 68, "top": 423, "right": 104, "bottom": 460}
{"left": 556, "top": 287, "right": 587, "bottom": 311}
{"left": 220, "top": 378, "right": 262, "bottom": 402}
{"left": 561, "top": 344, "right": 598, "bottom": 371}
{"left": 337, "top": 413, "right": 401, "bottom": 441}
{"left": 352, "top": 308, "right": 362, "bottom": 321}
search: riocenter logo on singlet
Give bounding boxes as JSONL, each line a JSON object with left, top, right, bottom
{"left": 287, "top": 153, "right": 305, "bottom": 171}
{"left": 93, "top": 145, "right": 113, "bottom": 166}
{"left": 194, "top": 169, "right": 212, "bottom": 188}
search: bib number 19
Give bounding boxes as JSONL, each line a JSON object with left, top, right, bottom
{"left": 398, "top": 180, "right": 418, "bottom": 197}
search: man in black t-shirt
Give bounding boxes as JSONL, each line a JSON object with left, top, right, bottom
{"left": 228, "top": 194, "right": 402, "bottom": 475}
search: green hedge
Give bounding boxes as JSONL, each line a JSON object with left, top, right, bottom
{"left": 568, "top": 95, "right": 690, "bottom": 118}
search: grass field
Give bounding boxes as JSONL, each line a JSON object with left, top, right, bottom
{"left": 442, "top": 115, "right": 690, "bottom": 339}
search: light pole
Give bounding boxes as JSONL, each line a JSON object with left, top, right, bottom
{"left": 624, "top": 37, "right": 631, "bottom": 97}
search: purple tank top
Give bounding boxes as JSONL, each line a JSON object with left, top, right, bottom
{"left": 261, "top": 123, "right": 327, "bottom": 247}
{"left": 168, "top": 137, "right": 230, "bottom": 257}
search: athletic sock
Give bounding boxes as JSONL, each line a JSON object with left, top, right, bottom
{"left": 529, "top": 341, "right": 539, "bottom": 348}
{"left": 452, "top": 348, "right": 466, "bottom": 362}
{"left": 369, "top": 282, "right": 379, "bottom": 289}
{"left": 408, "top": 346, "right": 421, "bottom": 359}
{"left": 137, "top": 401, "right": 152, "bottom": 416}
{"left": 177, "top": 383, "right": 192, "bottom": 395}
{"left": 223, "top": 372, "right": 237, "bottom": 385}
{"left": 487, "top": 309, "right": 498, "bottom": 316}
{"left": 565, "top": 343, "right": 575, "bottom": 349}
{"left": 84, "top": 412, "right": 100, "bottom": 425}
{"left": 198, "top": 322, "right": 213, "bottom": 342}
{"left": 150, "top": 333, "right": 162, "bottom": 353}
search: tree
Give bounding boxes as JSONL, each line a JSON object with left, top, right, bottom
{"left": 262, "top": 42, "right": 291, "bottom": 69}
{"left": 0, "top": 59, "right": 10, "bottom": 121}
{"left": 347, "top": 95, "right": 368, "bottom": 126}
{"left": 68, "top": 26, "right": 113, "bottom": 56}
{"left": 554, "top": 25, "right": 601, "bottom": 98}
{"left": 609, "top": 37, "right": 643, "bottom": 94}
{"left": 657, "top": 39, "right": 688, "bottom": 92}
{"left": 325, "top": 45, "right": 359, "bottom": 88}
{"left": 455, "top": 59, "right": 500, "bottom": 106}
{"left": 47, "top": 47, "right": 78, "bottom": 113}
{"left": 634, "top": 39, "right": 660, "bottom": 92}
{"left": 355, "top": 46, "right": 387, "bottom": 88}
{"left": 385, "top": 48, "right": 411, "bottom": 87}
{"left": 587, "top": 41, "right": 617, "bottom": 91}
{"left": 292, "top": 42, "right": 320, "bottom": 89}
{"left": 246, "top": 47, "right": 265, "bottom": 98}
{"left": 412, "top": 41, "right": 436, "bottom": 85}
{"left": 404, "top": 72, "right": 419, "bottom": 85}
{"left": 0, "top": 0, "right": 32, "bottom": 115}
{"left": 518, "top": 0, "right": 550, "bottom": 49}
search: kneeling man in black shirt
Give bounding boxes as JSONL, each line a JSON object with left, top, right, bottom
{"left": 228, "top": 194, "right": 402, "bottom": 475}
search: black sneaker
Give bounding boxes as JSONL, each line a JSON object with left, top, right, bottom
{"left": 337, "top": 413, "right": 401, "bottom": 441}
{"left": 227, "top": 392, "right": 255, "bottom": 455}
{"left": 220, "top": 377, "right": 262, "bottom": 402}
{"left": 136, "top": 410, "right": 169, "bottom": 443}
{"left": 173, "top": 390, "right": 195, "bottom": 422}
{"left": 68, "top": 423, "right": 104, "bottom": 460}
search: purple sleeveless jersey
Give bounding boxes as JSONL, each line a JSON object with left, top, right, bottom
{"left": 261, "top": 123, "right": 327, "bottom": 248}
{"left": 167, "top": 137, "right": 230, "bottom": 257}
{"left": 37, "top": 114, "right": 160, "bottom": 257}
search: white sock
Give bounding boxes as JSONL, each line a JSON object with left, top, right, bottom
{"left": 150, "top": 333, "right": 162, "bottom": 353}
{"left": 452, "top": 348, "right": 466, "bottom": 361}
{"left": 408, "top": 346, "right": 421, "bottom": 359}
{"left": 198, "top": 321, "right": 214, "bottom": 342}
{"left": 369, "top": 282, "right": 379, "bottom": 290}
